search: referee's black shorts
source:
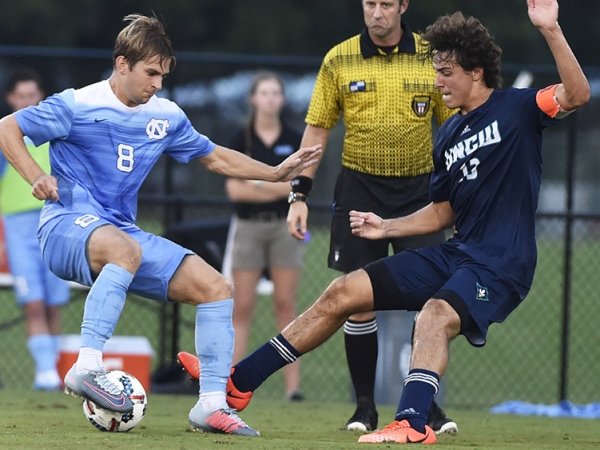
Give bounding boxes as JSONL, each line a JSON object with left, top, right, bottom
{"left": 328, "top": 166, "right": 447, "bottom": 273}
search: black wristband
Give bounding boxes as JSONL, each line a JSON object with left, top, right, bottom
{"left": 290, "top": 176, "right": 313, "bottom": 196}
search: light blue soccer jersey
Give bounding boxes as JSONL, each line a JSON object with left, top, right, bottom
{"left": 15, "top": 80, "right": 215, "bottom": 230}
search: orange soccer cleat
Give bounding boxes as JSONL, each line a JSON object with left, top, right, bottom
{"left": 177, "top": 351, "right": 200, "bottom": 379}
{"left": 357, "top": 420, "right": 437, "bottom": 445}
{"left": 177, "top": 351, "right": 254, "bottom": 412}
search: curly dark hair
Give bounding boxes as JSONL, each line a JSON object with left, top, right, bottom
{"left": 421, "top": 12, "right": 502, "bottom": 89}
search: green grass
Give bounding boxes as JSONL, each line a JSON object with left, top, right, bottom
{"left": 0, "top": 389, "right": 598, "bottom": 450}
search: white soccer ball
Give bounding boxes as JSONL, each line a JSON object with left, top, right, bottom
{"left": 82, "top": 370, "right": 147, "bottom": 432}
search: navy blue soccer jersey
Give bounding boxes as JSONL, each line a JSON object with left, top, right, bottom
{"left": 430, "top": 88, "right": 556, "bottom": 296}
{"left": 15, "top": 80, "right": 215, "bottom": 230}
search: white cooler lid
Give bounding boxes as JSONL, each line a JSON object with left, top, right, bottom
{"left": 59, "top": 334, "right": 154, "bottom": 355}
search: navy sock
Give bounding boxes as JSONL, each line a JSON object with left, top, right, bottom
{"left": 395, "top": 369, "right": 440, "bottom": 433}
{"left": 232, "top": 333, "right": 301, "bottom": 393}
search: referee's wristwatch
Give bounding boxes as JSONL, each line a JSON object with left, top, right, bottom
{"left": 288, "top": 192, "right": 307, "bottom": 204}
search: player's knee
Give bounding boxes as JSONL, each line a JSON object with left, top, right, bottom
{"left": 417, "top": 299, "right": 461, "bottom": 338}
{"left": 317, "top": 274, "right": 359, "bottom": 319}
{"left": 111, "top": 240, "right": 142, "bottom": 273}
{"left": 191, "top": 274, "right": 233, "bottom": 305}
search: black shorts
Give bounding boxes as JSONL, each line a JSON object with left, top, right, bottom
{"left": 328, "top": 167, "right": 446, "bottom": 272}
{"left": 363, "top": 243, "right": 524, "bottom": 347}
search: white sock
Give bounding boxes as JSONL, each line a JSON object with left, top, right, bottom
{"left": 75, "top": 347, "right": 103, "bottom": 373}
{"left": 199, "top": 391, "right": 227, "bottom": 412}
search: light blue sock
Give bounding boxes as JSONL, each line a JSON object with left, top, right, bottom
{"left": 195, "top": 299, "right": 234, "bottom": 393}
{"left": 27, "top": 334, "right": 55, "bottom": 372}
{"left": 81, "top": 263, "right": 133, "bottom": 351}
{"left": 50, "top": 335, "right": 60, "bottom": 364}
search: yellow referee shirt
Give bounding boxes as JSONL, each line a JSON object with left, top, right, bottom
{"left": 306, "top": 24, "right": 455, "bottom": 177}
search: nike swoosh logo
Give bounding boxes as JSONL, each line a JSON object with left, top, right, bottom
{"left": 94, "top": 118, "right": 107, "bottom": 122}
{"left": 84, "top": 380, "right": 127, "bottom": 407}
{"left": 407, "top": 433, "right": 429, "bottom": 443}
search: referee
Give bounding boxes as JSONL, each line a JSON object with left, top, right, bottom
{"left": 286, "top": 0, "right": 456, "bottom": 434}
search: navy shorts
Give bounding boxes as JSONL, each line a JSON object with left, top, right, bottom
{"left": 363, "top": 243, "right": 524, "bottom": 346}
{"left": 39, "top": 212, "right": 193, "bottom": 302}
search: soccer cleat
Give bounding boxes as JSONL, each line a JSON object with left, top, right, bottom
{"left": 64, "top": 364, "right": 133, "bottom": 414}
{"left": 177, "top": 351, "right": 254, "bottom": 412}
{"left": 357, "top": 420, "right": 437, "bottom": 444}
{"left": 225, "top": 368, "right": 254, "bottom": 412}
{"left": 189, "top": 401, "right": 260, "bottom": 437}
{"left": 346, "top": 405, "right": 378, "bottom": 432}
{"left": 177, "top": 351, "right": 200, "bottom": 380}
{"left": 427, "top": 401, "right": 458, "bottom": 435}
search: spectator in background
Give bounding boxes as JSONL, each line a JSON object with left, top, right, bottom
{"left": 0, "top": 69, "right": 70, "bottom": 390}
{"left": 285, "top": 0, "right": 456, "bottom": 433}
{"left": 224, "top": 72, "right": 305, "bottom": 401}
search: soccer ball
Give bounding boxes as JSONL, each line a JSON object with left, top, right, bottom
{"left": 82, "top": 370, "right": 147, "bottom": 432}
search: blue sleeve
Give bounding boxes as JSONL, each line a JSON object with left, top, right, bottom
{"left": 14, "top": 89, "right": 76, "bottom": 146}
{"left": 164, "top": 107, "right": 216, "bottom": 163}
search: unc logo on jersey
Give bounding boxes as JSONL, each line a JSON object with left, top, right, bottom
{"left": 411, "top": 96, "right": 431, "bottom": 117}
{"left": 146, "top": 118, "right": 169, "bottom": 140}
{"left": 445, "top": 120, "right": 502, "bottom": 171}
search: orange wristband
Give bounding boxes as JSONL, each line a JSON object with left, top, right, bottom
{"left": 536, "top": 84, "right": 561, "bottom": 118}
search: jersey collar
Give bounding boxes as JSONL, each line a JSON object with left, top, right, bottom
{"left": 360, "top": 22, "right": 416, "bottom": 59}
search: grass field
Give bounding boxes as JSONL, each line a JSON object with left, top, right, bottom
{"left": 1, "top": 389, "right": 599, "bottom": 450}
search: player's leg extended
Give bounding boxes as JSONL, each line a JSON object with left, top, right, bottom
{"left": 168, "top": 254, "right": 259, "bottom": 437}
{"left": 228, "top": 269, "right": 375, "bottom": 403}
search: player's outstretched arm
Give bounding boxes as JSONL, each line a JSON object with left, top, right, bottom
{"left": 350, "top": 201, "right": 454, "bottom": 240}
{"left": 0, "top": 115, "right": 58, "bottom": 200}
{"left": 199, "top": 144, "right": 321, "bottom": 182}
{"left": 528, "top": 0, "right": 590, "bottom": 113}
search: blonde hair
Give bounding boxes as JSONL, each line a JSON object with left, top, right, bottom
{"left": 113, "top": 14, "right": 176, "bottom": 72}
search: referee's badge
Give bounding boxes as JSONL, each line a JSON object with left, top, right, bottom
{"left": 412, "top": 96, "right": 431, "bottom": 117}
{"left": 349, "top": 80, "right": 367, "bottom": 92}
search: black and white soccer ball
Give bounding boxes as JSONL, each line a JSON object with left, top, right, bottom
{"left": 82, "top": 370, "right": 147, "bottom": 432}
